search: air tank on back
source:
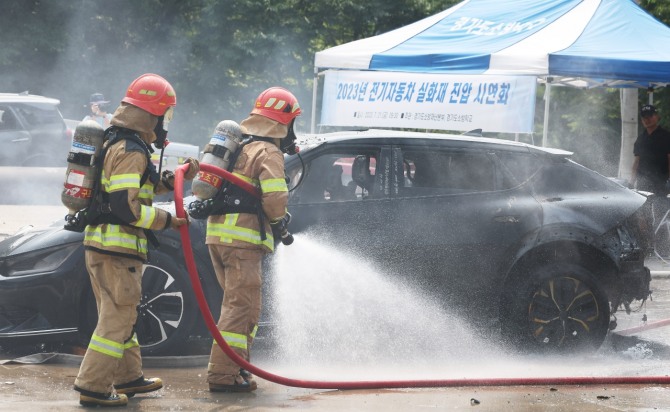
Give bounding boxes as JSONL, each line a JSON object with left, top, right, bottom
{"left": 192, "top": 120, "right": 244, "bottom": 200}
{"left": 61, "top": 120, "right": 105, "bottom": 215}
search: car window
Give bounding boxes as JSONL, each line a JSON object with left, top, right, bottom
{"left": 402, "top": 150, "right": 495, "bottom": 194}
{"left": 495, "top": 151, "right": 543, "bottom": 189}
{"left": 288, "top": 151, "right": 379, "bottom": 203}
{"left": 12, "top": 103, "right": 64, "bottom": 129}
{"left": 534, "top": 159, "right": 617, "bottom": 194}
{"left": 0, "top": 107, "right": 19, "bottom": 131}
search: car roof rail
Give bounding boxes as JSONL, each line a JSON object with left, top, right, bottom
{"left": 461, "top": 128, "right": 483, "bottom": 137}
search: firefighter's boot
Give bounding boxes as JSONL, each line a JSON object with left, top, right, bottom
{"left": 209, "top": 374, "right": 257, "bottom": 393}
{"left": 240, "top": 368, "right": 257, "bottom": 388}
{"left": 74, "top": 386, "right": 128, "bottom": 407}
{"left": 114, "top": 376, "right": 163, "bottom": 397}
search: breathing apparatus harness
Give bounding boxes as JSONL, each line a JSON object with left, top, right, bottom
{"left": 64, "top": 126, "right": 162, "bottom": 247}
{"left": 188, "top": 134, "right": 293, "bottom": 245}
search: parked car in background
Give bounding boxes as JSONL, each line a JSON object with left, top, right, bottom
{"left": 0, "top": 129, "right": 653, "bottom": 355}
{"left": 0, "top": 92, "right": 70, "bottom": 166}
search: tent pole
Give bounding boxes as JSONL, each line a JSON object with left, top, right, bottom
{"left": 542, "top": 79, "right": 552, "bottom": 147}
{"left": 618, "top": 88, "right": 638, "bottom": 180}
{"left": 311, "top": 67, "right": 319, "bottom": 133}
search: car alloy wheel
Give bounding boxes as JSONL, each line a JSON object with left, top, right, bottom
{"left": 134, "top": 252, "right": 198, "bottom": 356}
{"left": 501, "top": 263, "right": 610, "bottom": 353}
{"left": 527, "top": 275, "right": 605, "bottom": 349}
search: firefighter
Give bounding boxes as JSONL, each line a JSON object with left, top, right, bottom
{"left": 73, "top": 73, "right": 199, "bottom": 407}
{"left": 206, "top": 87, "right": 300, "bottom": 392}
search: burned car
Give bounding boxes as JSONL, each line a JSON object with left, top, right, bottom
{"left": 0, "top": 129, "right": 652, "bottom": 355}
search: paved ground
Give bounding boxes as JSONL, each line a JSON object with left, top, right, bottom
{"left": 2, "top": 352, "right": 670, "bottom": 411}
{"left": 2, "top": 206, "right": 670, "bottom": 411}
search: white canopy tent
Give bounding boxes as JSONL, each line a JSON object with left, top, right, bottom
{"left": 312, "top": 0, "right": 670, "bottom": 153}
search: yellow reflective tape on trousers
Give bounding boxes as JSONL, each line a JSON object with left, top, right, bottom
{"left": 260, "top": 178, "right": 288, "bottom": 193}
{"left": 107, "top": 173, "right": 141, "bottom": 191}
{"left": 206, "top": 214, "right": 274, "bottom": 250}
{"left": 214, "top": 330, "right": 248, "bottom": 350}
{"left": 251, "top": 324, "right": 258, "bottom": 339}
{"left": 89, "top": 333, "right": 124, "bottom": 359}
{"left": 84, "top": 225, "right": 148, "bottom": 255}
{"left": 124, "top": 333, "right": 140, "bottom": 349}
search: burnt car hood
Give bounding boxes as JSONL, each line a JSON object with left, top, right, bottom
{"left": 539, "top": 189, "right": 647, "bottom": 234}
{"left": 0, "top": 223, "right": 83, "bottom": 258}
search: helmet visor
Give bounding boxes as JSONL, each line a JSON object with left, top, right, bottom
{"left": 162, "top": 106, "right": 175, "bottom": 131}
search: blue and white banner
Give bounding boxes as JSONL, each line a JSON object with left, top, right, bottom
{"left": 320, "top": 70, "right": 536, "bottom": 133}
{"left": 315, "top": 0, "right": 670, "bottom": 87}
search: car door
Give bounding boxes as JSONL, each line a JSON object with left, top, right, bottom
{"left": 0, "top": 105, "right": 31, "bottom": 164}
{"left": 285, "top": 143, "right": 397, "bottom": 260}
{"left": 388, "top": 144, "right": 544, "bottom": 310}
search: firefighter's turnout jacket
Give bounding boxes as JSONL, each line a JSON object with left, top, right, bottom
{"left": 83, "top": 103, "right": 173, "bottom": 262}
{"left": 205, "top": 138, "right": 288, "bottom": 251}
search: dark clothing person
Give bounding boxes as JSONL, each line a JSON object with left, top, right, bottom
{"left": 632, "top": 104, "right": 670, "bottom": 195}
{"left": 633, "top": 126, "right": 670, "bottom": 194}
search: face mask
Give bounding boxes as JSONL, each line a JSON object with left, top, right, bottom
{"left": 280, "top": 120, "right": 298, "bottom": 155}
{"left": 153, "top": 107, "right": 174, "bottom": 149}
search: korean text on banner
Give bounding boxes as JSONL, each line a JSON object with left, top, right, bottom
{"left": 320, "top": 71, "right": 536, "bottom": 134}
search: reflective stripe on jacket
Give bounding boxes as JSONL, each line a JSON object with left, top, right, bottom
{"left": 84, "top": 138, "right": 171, "bottom": 261}
{"left": 206, "top": 140, "right": 288, "bottom": 252}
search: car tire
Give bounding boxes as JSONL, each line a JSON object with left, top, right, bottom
{"left": 501, "top": 263, "right": 610, "bottom": 353}
{"left": 136, "top": 251, "right": 199, "bottom": 356}
{"left": 77, "top": 251, "right": 200, "bottom": 356}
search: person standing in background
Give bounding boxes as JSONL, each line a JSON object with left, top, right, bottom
{"left": 631, "top": 104, "right": 670, "bottom": 195}
{"left": 83, "top": 93, "right": 113, "bottom": 129}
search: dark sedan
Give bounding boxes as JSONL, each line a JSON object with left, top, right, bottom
{"left": 0, "top": 129, "right": 653, "bottom": 355}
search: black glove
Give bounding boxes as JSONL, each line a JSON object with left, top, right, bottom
{"left": 187, "top": 199, "right": 213, "bottom": 220}
{"left": 271, "top": 212, "right": 293, "bottom": 245}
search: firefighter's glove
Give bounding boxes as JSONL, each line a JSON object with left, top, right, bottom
{"left": 161, "top": 170, "right": 175, "bottom": 191}
{"left": 271, "top": 212, "right": 293, "bottom": 245}
{"left": 166, "top": 213, "right": 189, "bottom": 230}
{"left": 183, "top": 157, "right": 200, "bottom": 180}
{"left": 187, "top": 199, "right": 212, "bottom": 220}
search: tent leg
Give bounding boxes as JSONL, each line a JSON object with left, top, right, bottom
{"left": 542, "top": 80, "right": 552, "bottom": 147}
{"left": 311, "top": 68, "right": 319, "bottom": 133}
{"left": 618, "top": 88, "right": 638, "bottom": 180}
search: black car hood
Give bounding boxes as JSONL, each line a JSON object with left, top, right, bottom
{"left": 0, "top": 223, "right": 83, "bottom": 257}
{"left": 0, "top": 199, "right": 191, "bottom": 258}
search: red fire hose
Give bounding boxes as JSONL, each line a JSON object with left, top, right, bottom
{"left": 175, "top": 163, "right": 670, "bottom": 389}
{"left": 616, "top": 318, "right": 670, "bottom": 336}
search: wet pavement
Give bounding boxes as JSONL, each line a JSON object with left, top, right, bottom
{"left": 2, "top": 206, "right": 670, "bottom": 410}
{"left": 3, "top": 352, "right": 670, "bottom": 411}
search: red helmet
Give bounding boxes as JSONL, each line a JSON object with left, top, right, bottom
{"left": 251, "top": 87, "right": 301, "bottom": 125}
{"left": 122, "top": 73, "right": 176, "bottom": 116}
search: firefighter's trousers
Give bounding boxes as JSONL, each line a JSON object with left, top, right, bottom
{"left": 74, "top": 251, "right": 143, "bottom": 394}
{"left": 207, "top": 245, "right": 263, "bottom": 385}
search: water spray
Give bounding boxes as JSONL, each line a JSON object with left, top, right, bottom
{"left": 175, "top": 163, "right": 670, "bottom": 389}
